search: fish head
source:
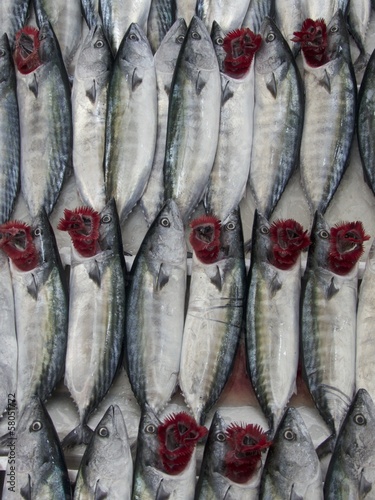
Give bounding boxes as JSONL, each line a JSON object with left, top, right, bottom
{"left": 222, "top": 27, "right": 261, "bottom": 78}
{"left": 200, "top": 411, "right": 229, "bottom": 473}
{"left": 251, "top": 211, "right": 274, "bottom": 264}
{"left": 75, "top": 23, "right": 113, "bottom": 80}
{"left": 31, "top": 209, "right": 61, "bottom": 268}
{"left": 14, "top": 26, "right": 42, "bottom": 74}
{"left": 183, "top": 16, "right": 218, "bottom": 72}
{"left": 37, "top": 21, "right": 59, "bottom": 64}
{"left": 292, "top": 18, "right": 328, "bottom": 66}
{"left": 0, "top": 219, "right": 39, "bottom": 271}
{"left": 211, "top": 21, "right": 226, "bottom": 72}
{"left": 118, "top": 23, "right": 153, "bottom": 70}
{"left": 218, "top": 209, "right": 244, "bottom": 260}
{"left": 328, "top": 220, "right": 370, "bottom": 275}
{"left": 0, "top": 34, "right": 12, "bottom": 84}
{"left": 98, "top": 198, "right": 123, "bottom": 252}
{"left": 91, "top": 405, "right": 130, "bottom": 461}
{"left": 154, "top": 18, "right": 187, "bottom": 73}
{"left": 306, "top": 212, "right": 332, "bottom": 270}
{"left": 269, "top": 218, "right": 310, "bottom": 270}
{"left": 136, "top": 404, "right": 164, "bottom": 470}
{"left": 256, "top": 17, "right": 289, "bottom": 75}
{"left": 57, "top": 206, "right": 101, "bottom": 257}
{"left": 189, "top": 214, "right": 221, "bottom": 264}
{"left": 326, "top": 9, "right": 350, "bottom": 62}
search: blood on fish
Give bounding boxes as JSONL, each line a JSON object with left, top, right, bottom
{"left": 157, "top": 412, "right": 207, "bottom": 475}
{"left": 223, "top": 28, "right": 262, "bottom": 78}
{"left": 57, "top": 206, "right": 101, "bottom": 258}
{"left": 224, "top": 422, "right": 271, "bottom": 483}
{"left": 269, "top": 219, "right": 310, "bottom": 270}
{"left": 329, "top": 221, "right": 370, "bottom": 275}
{"left": 0, "top": 220, "right": 39, "bottom": 271}
{"left": 189, "top": 215, "right": 221, "bottom": 264}
{"left": 292, "top": 18, "right": 328, "bottom": 67}
{"left": 14, "top": 26, "right": 42, "bottom": 75}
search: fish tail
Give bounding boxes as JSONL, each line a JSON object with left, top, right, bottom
{"left": 61, "top": 423, "right": 93, "bottom": 448}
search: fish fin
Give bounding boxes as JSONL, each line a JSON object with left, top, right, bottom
{"left": 326, "top": 276, "right": 339, "bottom": 300}
{"left": 319, "top": 70, "right": 331, "bottom": 93}
{"left": 268, "top": 272, "right": 282, "bottom": 296}
{"left": 29, "top": 73, "right": 38, "bottom": 98}
{"left": 210, "top": 266, "right": 223, "bottom": 291}
{"left": 94, "top": 479, "right": 108, "bottom": 500}
{"left": 88, "top": 261, "right": 102, "bottom": 286}
{"left": 290, "top": 484, "right": 303, "bottom": 500}
{"left": 164, "top": 83, "right": 171, "bottom": 96}
{"left": 196, "top": 71, "right": 207, "bottom": 94}
{"left": 20, "top": 474, "right": 32, "bottom": 499}
{"left": 316, "top": 434, "right": 335, "bottom": 459}
{"left": 62, "top": 424, "right": 94, "bottom": 448}
{"left": 156, "top": 263, "right": 169, "bottom": 291}
{"left": 359, "top": 469, "right": 373, "bottom": 497}
{"left": 266, "top": 73, "right": 277, "bottom": 98}
{"left": 156, "top": 479, "right": 171, "bottom": 500}
{"left": 132, "top": 68, "right": 143, "bottom": 91}
{"left": 86, "top": 79, "right": 97, "bottom": 103}
{"left": 222, "top": 80, "right": 234, "bottom": 105}
{"left": 27, "top": 273, "right": 39, "bottom": 300}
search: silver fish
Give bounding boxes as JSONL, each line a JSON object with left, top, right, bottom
{"left": 0, "top": 0, "right": 31, "bottom": 50}
{"left": 301, "top": 0, "right": 349, "bottom": 25}
{"left": 0, "top": 33, "right": 20, "bottom": 225}
{"left": 125, "top": 200, "right": 186, "bottom": 413}
{"left": 196, "top": 0, "right": 251, "bottom": 33}
{"left": 164, "top": 15, "right": 221, "bottom": 223}
{"left": 2, "top": 397, "right": 71, "bottom": 500}
{"left": 274, "top": 0, "right": 304, "bottom": 56}
{"left": 81, "top": 0, "right": 100, "bottom": 29}
{"left": 147, "top": 0, "right": 176, "bottom": 54}
{"left": 242, "top": 0, "right": 275, "bottom": 34}
{"left": 104, "top": 23, "right": 157, "bottom": 224}
{"left": 72, "top": 23, "right": 113, "bottom": 212}
{"left": 324, "top": 389, "right": 375, "bottom": 499}
{"left": 259, "top": 407, "right": 323, "bottom": 499}
{"left": 249, "top": 16, "right": 304, "bottom": 219}
{"left": 347, "top": 0, "right": 372, "bottom": 70}
{"left": 74, "top": 405, "right": 133, "bottom": 499}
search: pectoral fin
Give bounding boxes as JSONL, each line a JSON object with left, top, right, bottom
{"left": 132, "top": 68, "right": 143, "bottom": 90}
{"left": 29, "top": 73, "right": 38, "bottom": 98}
{"left": 94, "top": 479, "right": 108, "bottom": 500}
{"left": 266, "top": 72, "right": 277, "bottom": 98}
{"left": 86, "top": 79, "right": 97, "bottom": 103}
{"left": 359, "top": 468, "right": 372, "bottom": 497}
{"left": 20, "top": 474, "right": 32, "bottom": 499}
{"left": 196, "top": 70, "right": 207, "bottom": 94}
{"left": 155, "top": 263, "right": 169, "bottom": 291}
{"left": 319, "top": 69, "right": 331, "bottom": 93}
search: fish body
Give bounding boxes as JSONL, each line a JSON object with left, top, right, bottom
{"left": 259, "top": 407, "right": 323, "bottom": 499}
{"left": 179, "top": 210, "right": 245, "bottom": 424}
{"left": 274, "top": 0, "right": 304, "bottom": 56}
{"left": 125, "top": 200, "right": 186, "bottom": 412}
{"left": 147, "top": 0, "right": 176, "bottom": 53}
{"left": 242, "top": 0, "right": 275, "bottom": 34}
{"left": 301, "top": 0, "right": 349, "bottom": 24}
{"left": 15, "top": 21, "right": 72, "bottom": 217}
{"left": 74, "top": 405, "right": 133, "bottom": 499}
{"left": 0, "top": 33, "right": 20, "bottom": 225}
{"left": 63, "top": 199, "right": 126, "bottom": 446}
{"left": 104, "top": 23, "right": 157, "bottom": 223}
{"left": 2, "top": 397, "right": 71, "bottom": 499}
{"left": 72, "top": 23, "right": 113, "bottom": 212}
{"left": 196, "top": 0, "right": 251, "bottom": 33}
{"left": 249, "top": 17, "right": 304, "bottom": 219}
{"left": 140, "top": 18, "right": 187, "bottom": 226}
{"left": 347, "top": 0, "right": 372, "bottom": 69}
{"left": 81, "top": 0, "right": 100, "bottom": 28}
{"left": 164, "top": 15, "right": 221, "bottom": 223}
{"left": 0, "top": 0, "right": 30, "bottom": 49}
{"left": 324, "top": 389, "right": 375, "bottom": 499}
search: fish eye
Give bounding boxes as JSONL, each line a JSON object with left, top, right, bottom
{"left": 145, "top": 424, "right": 156, "bottom": 434}
{"left": 98, "top": 426, "right": 109, "bottom": 437}
{"left": 160, "top": 217, "right": 170, "bottom": 228}
{"left": 318, "top": 229, "right": 329, "bottom": 239}
{"left": 225, "top": 221, "right": 236, "bottom": 231}
{"left": 330, "top": 25, "right": 339, "bottom": 33}
{"left": 354, "top": 413, "right": 366, "bottom": 426}
{"left": 283, "top": 429, "right": 295, "bottom": 441}
{"left": 39, "top": 31, "right": 47, "bottom": 41}
{"left": 191, "top": 31, "right": 201, "bottom": 40}
{"left": 266, "top": 32, "right": 276, "bottom": 42}
{"left": 94, "top": 40, "right": 105, "bottom": 48}
{"left": 215, "top": 36, "right": 224, "bottom": 46}
{"left": 260, "top": 225, "right": 269, "bottom": 235}
{"left": 129, "top": 33, "right": 139, "bottom": 41}
{"left": 101, "top": 214, "right": 112, "bottom": 224}
{"left": 30, "top": 420, "right": 43, "bottom": 432}
{"left": 216, "top": 432, "right": 226, "bottom": 442}
{"left": 176, "top": 35, "right": 185, "bottom": 44}
{"left": 34, "top": 227, "right": 43, "bottom": 237}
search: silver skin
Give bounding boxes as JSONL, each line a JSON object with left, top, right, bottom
{"left": 242, "top": 0, "right": 274, "bottom": 34}
{"left": 245, "top": 212, "right": 302, "bottom": 435}
{"left": 140, "top": 18, "right": 187, "bottom": 226}
{"left": 81, "top": 0, "right": 100, "bottom": 29}
{"left": 249, "top": 17, "right": 304, "bottom": 219}
{"left": 104, "top": 23, "right": 157, "bottom": 224}
{"left": 175, "top": 0, "right": 195, "bottom": 23}
{"left": 348, "top": 0, "right": 372, "bottom": 70}
{"left": 63, "top": 199, "right": 126, "bottom": 447}
{"left": 324, "top": 389, "right": 375, "bottom": 499}
{"left": 196, "top": 0, "right": 251, "bottom": 34}
{"left": 132, "top": 405, "right": 197, "bottom": 500}
{"left": 16, "top": 20, "right": 72, "bottom": 218}
{"left": 74, "top": 405, "right": 133, "bottom": 500}
{"left": 163, "top": 15, "right": 221, "bottom": 224}
{"left": 299, "top": 10, "right": 357, "bottom": 215}
{"left": 0, "top": 0, "right": 30, "bottom": 50}
{"left": 147, "top": 0, "right": 176, "bottom": 54}
{"left": 10, "top": 211, "right": 68, "bottom": 414}
{"left": 125, "top": 200, "right": 187, "bottom": 413}
{"left": 72, "top": 23, "right": 113, "bottom": 212}
{"left": 260, "top": 407, "right": 323, "bottom": 499}
{"left": 0, "top": 33, "right": 20, "bottom": 225}
{"left": 100, "top": 0, "right": 152, "bottom": 55}
{"left": 204, "top": 22, "right": 255, "bottom": 222}
{"left": 2, "top": 397, "right": 71, "bottom": 500}
{"left": 274, "top": 0, "right": 303, "bottom": 56}
{"left": 300, "top": 212, "right": 357, "bottom": 450}
{"left": 301, "top": 0, "right": 349, "bottom": 26}
{"left": 179, "top": 210, "right": 246, "bottom": 425}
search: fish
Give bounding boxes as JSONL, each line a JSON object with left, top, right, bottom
{"left": 292, "top": 11, "right": 357, "bottom": 215}
{"left": 242, "top": 0, "right": 275, "bottom": 34}
{"left": 125, "top": 199, "right": 187, "bottom": 413}
{"left": 249, "top": 16, "right": 304, "bottom": 219}
{"left": 59, "top": 199, "right": 126, "bottom": 447}
{"left": 14, "top": 22, "right": 72, "bottom": 218}
{"left": 357, "top": 47, "right": 375, "bottom": 197}
{"left": 2, "top": 397, "right": 71, "bottom": 499}
{"left": 259, "top": 407, "right": 323, "bottom": 499}
{"left": 179, "top": 210, "right": 246, "bottom": 425}
{"left": 195, "top": 411, "right": 271, "bottom": 499}
{"left": 74, "top": 404, "right": 133, "bottom": 499}
{"left": 274, "top": 0, "right": 304, "bottom": 56}
{"left": 0, "top": 212, "right": 68, "bottom": 413}
{"left": 72, "top": 22, "right": 113, "bottom": 212}
{"left": 324, "top": 388, "right": 375, "bottom": 499}
{"left": 175, "top": 0, "right": 196, "bottom": 24}
{"left": 104, "top": 23, "right": 157, "bottom": 224}
{"left": 300, "top": 212, "right": 370, "bottom": 455}
{"left": 163, "top": 15, "right": 221, "bottom": 224}
{"left": 196, "top": 0, "right": 251, "bottom": 34}
{"left": 0, "top": 33, "right": 20, "bottom": 225}
{"left": 139, "top": 18, "right": 187, "bottom": 226}
{"left": 245, "top": 212, "right": 310, "bottom": 435}
{"left": 0, "top": 0, "right": 31, "bottom": 50}
{"left": 147, "top": 0, "right": 176, "bottom": 54}
{"left": 204, "top": 25, "right": 260, "bottom": 222}
{"left": 81, "top": 0, "right": 100, "bottom": 29}
{"left": 347, "top": 0, "right": 372, "bottom": 70}
{"left": 300, "top": 0, "right": 349, "bottom": 26}
{"left": 132, "top": 405, "right": 207, "bottom": 499}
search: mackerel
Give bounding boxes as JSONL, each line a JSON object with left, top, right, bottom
{"left": 80, "top": 0, "right": 100, "bottom": 29}
{"left": 196, "top": 0, "right": 251, "bottom": 34}
{"left": 242, "top": 0, "right": 275, "bottom": 34}
{"left": 0, "top": 0, "right": 30, "bottom": 50}
{"left": 274, "top": 0, "right": 304, "bottom": 56}
{"left": 125, "top": 200, "right": 186, "bottom": 412}
{"left": 301, "top": 0, "right": 349, "bottom": 25}
{"left": 164, "top": 15, "right": 221, "bottom": 223}
{"left": 347, "top": 0, "right": 372, "bottom": 70}
{"left": 249, "top": 17, "right": 304, "bottom": 219}
{"left": 104, "top": 23, "right": 157, "bottom": 224}
{"left": 72, "top": 22, "right": 113, "bottom": 212}
{"left": 147, "top": 0, "right": 176, "bottom": 54}
{"left": 0, "top": 34, "right": 20, "bottom": 225}
{"left": 140, "top": 18, "right": 187, "bottom": 226}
